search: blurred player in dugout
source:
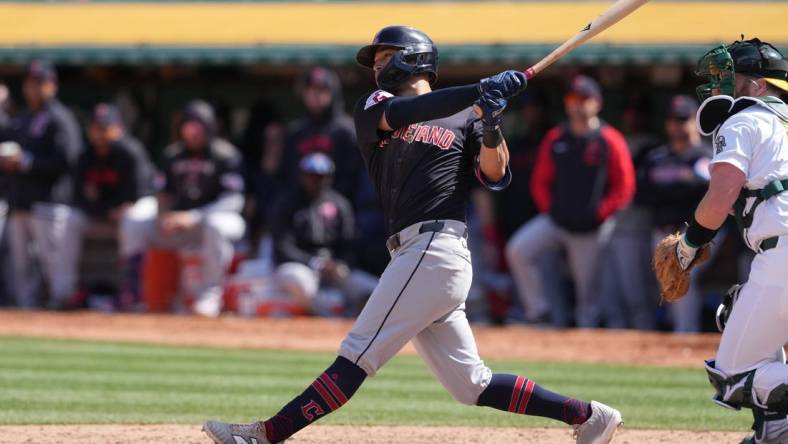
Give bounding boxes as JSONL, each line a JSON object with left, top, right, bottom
{"left": 506, "top": 75, "right": 635, "bottom": 327}
{"left": 0, "top": 61, "right": 83, "bottom": 309}
{"left": 0, "top": 82, "right": 13, "bottom": 305}
{"left": 635, "top": 95, "right": 712, "bottom": 332}
{"left": 265, "top": 66, "right": 388, "bottom": 277}
{"left": 278, "top": 67, "right": 365, "bottom": 205}
{"left": 270, "top": 153, "right": 378, "bottom": 315}
{"left": 58, "top": 103, "right": 156, "bottom": 309}
{"left": 120, "top": 100, "right": 245, "bottom": 316}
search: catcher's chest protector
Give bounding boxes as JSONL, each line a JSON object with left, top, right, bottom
{"left": 698, "top": 95, "right": 788, "bottom": 252}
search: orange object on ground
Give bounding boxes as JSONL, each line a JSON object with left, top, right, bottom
{"left": 142, "top": 249, "right": 180, "bottom": 312}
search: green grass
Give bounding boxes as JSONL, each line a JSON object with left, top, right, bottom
{"left": 0, "top": 336, "right": 752, "bottom": 431}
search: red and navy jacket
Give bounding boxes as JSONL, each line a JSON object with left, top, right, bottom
{"left": 531, "top": 123, "right": 635, "bottom": 232}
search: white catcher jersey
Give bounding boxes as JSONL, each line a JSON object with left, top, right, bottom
{"left": 707, "top": 96, "right": 788, "bottom": 248}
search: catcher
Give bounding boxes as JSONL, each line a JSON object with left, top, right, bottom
{"left": 654, "top": 37, "right": 788, "bottom": 443}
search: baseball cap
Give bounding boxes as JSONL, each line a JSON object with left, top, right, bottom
{"left": 567, "top": 75, "right": 602, "bottom": 100}
{"left": 181, "top": 99, "right": 217, "bottom": 135}
{"left": 92, "top": 103, "right": 123, "bottom": 127}
{"left": 667, "top": 95, "right": 699, "bottom": 120}
{"left": 302, "top": 66, "right": 340, "bottom": 90}
{"left": 299, "top": 153, "right": 335, "bottom": 175}
{"left": 26, "top": 60, "right": 57, "bottom": 82}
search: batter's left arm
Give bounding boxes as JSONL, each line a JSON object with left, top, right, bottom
{"left": 476, "top": 91, "right": 511, "bottom": 185}
{"left": 480, "top": 139, "right": 509, "bottom": 182}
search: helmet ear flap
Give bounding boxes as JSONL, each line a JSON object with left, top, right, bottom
{"left": 377, "top": 50, "right": 417, "bottom": 92}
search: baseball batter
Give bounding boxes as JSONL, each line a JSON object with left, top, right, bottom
{"left": 204, "top": 25, "right": 622, "bottom": 444}
{"left": 662, "top": 38, "right": 788, "bottom": 443}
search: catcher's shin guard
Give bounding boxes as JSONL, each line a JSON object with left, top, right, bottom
{"left": 705, "top": 360, "right": 788, "bottom": 414}
{"left": 748, "top": 409, "right": 788, "bottom": 443}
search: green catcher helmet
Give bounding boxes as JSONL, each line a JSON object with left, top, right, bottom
{"left": 695, "top": 38, "right": 788, "bottom": 101}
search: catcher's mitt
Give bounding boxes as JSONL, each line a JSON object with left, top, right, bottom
{"left": 652, "top": 232, "right": 711, "bottom": 303}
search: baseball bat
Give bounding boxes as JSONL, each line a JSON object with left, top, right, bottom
{"left": 475, "top": 0, "right": 649, "bottom": 118}
{"left": 522, "top": 0, "right": 650, "bottom": 80}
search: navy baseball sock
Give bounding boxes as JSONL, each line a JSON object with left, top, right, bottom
{"left": 261, "top": 356, "right": 367, "bottom": 442}
{"left": 477, "top": 374, "right": 592, "bottom": 425}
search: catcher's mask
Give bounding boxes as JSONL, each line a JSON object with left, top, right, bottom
{"left": 696, "top": 37, "right": 788, "bottom": 101}
{"left": 356, "top": 25, "right": 438, "bottom": 93}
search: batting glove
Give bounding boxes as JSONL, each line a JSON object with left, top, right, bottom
{"left": 479, "top": 70, "right": 528, "bottom": 99}
{"left": 475, "top": 90, "right": 507, "bottom": 147}
{"left": 476, "top": 90, "right": 507, "bottom": 128}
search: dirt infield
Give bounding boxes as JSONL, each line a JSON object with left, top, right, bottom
{"left": 0, "top": 310, "right": 744, "bottom": 443}
{"left": 0, "top": 424, "right": 746, "bottom": 444}
{"left": 0, "top": 310, "right": 721, "bottom": 367}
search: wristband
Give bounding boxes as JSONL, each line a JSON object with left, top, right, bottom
{"left": 685, "top": 215, "right": 717, "bottom": 247}
{"left": 482, "top": 126, "right": 503, "bottom": 148}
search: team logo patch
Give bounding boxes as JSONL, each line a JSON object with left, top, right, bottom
{"left": 715, "top": 135, "right": 726, "bottom": 154}
{"left": 364, "top": 90, "right": 393, "bottom": 110}
{"left": 301, "top": 400, "right": 325, "bottom": 421}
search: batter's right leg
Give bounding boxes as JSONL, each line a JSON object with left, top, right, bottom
{"left": 410, "top": 303, "right": 622, "bottom": 443}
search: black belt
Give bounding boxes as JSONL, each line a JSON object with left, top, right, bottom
{"left": 386, "top": 221, "right": 467, "bottom": 253}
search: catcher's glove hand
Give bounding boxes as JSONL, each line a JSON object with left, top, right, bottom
{"left": 653, "top": 232, "right": 711, "bottom": 303}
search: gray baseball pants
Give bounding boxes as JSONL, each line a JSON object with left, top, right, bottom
{"left": 7, "top": 202, "right": 75, "bottom": 307}
{"left": 338, "top": 219, "right": 493, "bottom": 405}
{"left": 506, "top": 214, "right": 614, "bottom": 328}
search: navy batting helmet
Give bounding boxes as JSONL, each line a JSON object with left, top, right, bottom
{"left": 356, "top": 25, "right": 438, "bottom": 92}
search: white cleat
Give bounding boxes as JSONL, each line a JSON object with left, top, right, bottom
{"left": 203, "top": 419, "right": 278, "bottom": 444}
{"left": 573, "top": 401, "right": 623, "bottom": 444}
